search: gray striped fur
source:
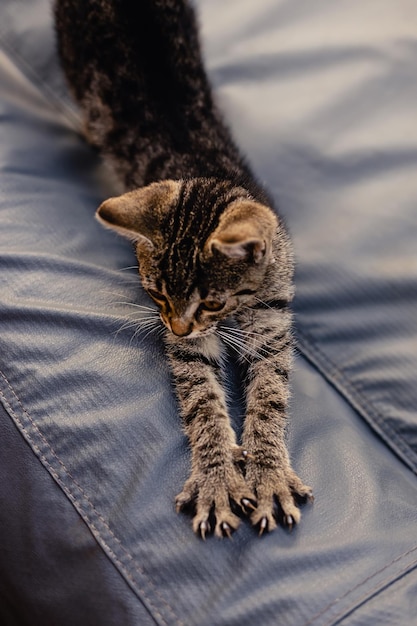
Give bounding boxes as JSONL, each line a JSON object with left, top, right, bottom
{"left": 55, "top": 0, "right": 312, "bottom": 537}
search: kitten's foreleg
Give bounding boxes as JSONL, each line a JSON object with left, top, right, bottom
{"left": 236, "top": 306, "right": 313, "bottom": 534}
{"left": 166, "top": 334, "right": 256, "bottom": 538}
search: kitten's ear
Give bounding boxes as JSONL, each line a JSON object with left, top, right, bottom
{"left": 96, "top": 180, "right": 180, "bottom": 247}
{"left": 207, "top": 200, "right": 277, "bottom": 263}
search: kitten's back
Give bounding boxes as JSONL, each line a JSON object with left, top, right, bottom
{"left": 55, "top": 0, "right": 255, "bottom": 190}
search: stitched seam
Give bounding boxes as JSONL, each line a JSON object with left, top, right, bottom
{"left": 297, "top": 330, "right": 416, "bottom": 463}
{"left": 0, "top": 369, "right": 184, "bottom": 626}
{"left": 303, "top": 545, "right": 417, "bottom": 626}
{"left": 295, "top": 329, "right": 417, "bottom": 624}
{"left": 329, "top": 558, "right": 417, "bottom": 625}
{"left": 295, "top": 328, "right": 417, "bottom": 474}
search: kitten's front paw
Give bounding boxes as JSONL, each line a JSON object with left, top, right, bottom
{"left": 245, "top": 462, "right": 313, "bottom": 535}
{"left": 176, "top": 462, "right": 256, "bottom": 539}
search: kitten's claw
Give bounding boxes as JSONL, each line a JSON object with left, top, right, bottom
{"left": 306, "top": 490, "right": 314, "bottom": 503}
{"left": 258, "top": 516, "right": 268, "bottom": 536}
{"left": 231, "top": 445, "right": 254, "bottom": 463}
{"left": 199, "top": 520, "right": 210, "bottom": 541}
{"left": 178, "top": 453, "right": 257, "bottom": 538}
{"left": 245, "top": 459, "right": 313, "bottom": 536}
{"left": 241, "top": 449, "right": 254, "bottom": 461}
{"left": 241, "top": 497, "right": 257, "bottom": 512}
{"left": 214, "top": 517, "right": 239, "bottom": 539}
{"left": 294, "top": 486, "right": 314, "bottom": 505}
{"left": 221, "top": 522, "right": 233, "bottom": 539}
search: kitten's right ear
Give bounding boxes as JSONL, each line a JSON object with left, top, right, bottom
{"left": 96, "top": 180, "right": 180, "bottom": 247}
{"left": 207, "top": 199, "right": 277, "bottom": 264}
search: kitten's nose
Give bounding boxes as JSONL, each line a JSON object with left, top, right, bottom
{"left": 170, "top": 317, "right": 193, "bottom": 337}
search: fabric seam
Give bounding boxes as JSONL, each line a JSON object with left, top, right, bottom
{"left": 295, "top": 328, "right": 417, "bottom": 475}
{"left": 332, "top": 560, "right": 417, "bottom": 625}
{"left": 304, "top": 546, "right": 417, "bottom": 626}
{"left": 0, "top": 368, "right": 184, "bottom": 626}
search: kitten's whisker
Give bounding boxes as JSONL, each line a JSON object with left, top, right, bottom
{"left": 117, "top": 318, "right": 157, "bottom": 333}
{"left": 119, "top": 314, "right": 159, "bottom": 323}
{"left": 131, "top": 321, "right": 162, "bottom": 345}
{"left": 224, "top": 326, "right": 285, "bottom": 358}
{"left": 112, "top": 301, "right": 157, "bottom": 312}
{"left": 115, "top": 311, "right": 161, "bottom": 339}
{"left": 115, "top": 321, "right": 149, "bottom": 337}
{"left": 132, "top": 318, "right": 161, "bottom": 331}
{"left": 141, "top": 321, "right": 162, "bottom": 331}
{"left": 219, "top": 328, "right": 271, "bottom": 362}
{"left": 253, "top": 296, "right": 289, "bottom": 312}
{"left": 254, "top": 296, "right": 271, "bottom": 308}
{"left": 116, "top": 313, "right": 159, "bottom": 328}
{"left": 225, "top": 324, "right": 271, "bottom": 340}
{"left": 101, "top": 289, "right": 136, "bottom": 301}
{"left": 118, "top": 265, "right": 139, "bottom": 272}
{"left": 113, "top": 308, "right": 159, "bottom": 324}
{"left": 119, "top": 310, "right": 158, "bottom": 318}
{"left": 219, "top": 337, "right": 250, "bottom": 364}
{"left": 223, "top": 326, "right": 272, "bottom": 347}
{"left": 222, "top": 326, "right": 272, "bottom": 346}
{"left": 116, "top": 321, "right": 139, "bottom": 335}
{"left": 126, "top": 320, "right": 161, "bottom": 346}
{"left": 218, "top": 330, "right": 254, "bottom": 364}
{"left": 224, "top": 326, "right": 262, "bottom": 337}
{"left": 222, "top": 339, "right": 253, "bottom": 364}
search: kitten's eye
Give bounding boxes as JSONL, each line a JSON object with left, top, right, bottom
{"left": 147, "top": 288, "right": 166, "bottom": 304}
{"left": 200, "top": 300, "right": 225, "bottom": 312}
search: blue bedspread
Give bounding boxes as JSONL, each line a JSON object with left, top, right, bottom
{"left": 1, "top": 1, "right": 416, "bottom": 624}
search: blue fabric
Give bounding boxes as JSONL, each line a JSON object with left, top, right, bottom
{"left": 1, "top": 1, "right": 417, "bottom": 624}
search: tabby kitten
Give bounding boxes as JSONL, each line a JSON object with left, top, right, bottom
{"left": 55, "top": 0, "right": 312, "bottom": 538}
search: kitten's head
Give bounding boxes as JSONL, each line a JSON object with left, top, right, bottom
{"left": 97, "top": 178, "right": 278, "bottom": 338}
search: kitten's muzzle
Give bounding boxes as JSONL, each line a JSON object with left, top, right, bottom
{"left": 169, "top": 316, "right": 193, "bottom": 337}
{"left": 160, "top": 310, "right": 194, "bottom": 337}
{"left": 162, "top": 314, "right": 210, "bottom": 338}
{"left": 159, "top": 298, "right": 207, "bottom": 337}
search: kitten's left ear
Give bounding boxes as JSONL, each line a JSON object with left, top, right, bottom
{"left": 96, "top": 180, "right": 180, "bottom": 246}
{"left": 207, "top": 200, "right": 277, "bottom": 263}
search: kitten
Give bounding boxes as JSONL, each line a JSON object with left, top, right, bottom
{"left": 55, "top": 0, "right": 312, "bottom": 538}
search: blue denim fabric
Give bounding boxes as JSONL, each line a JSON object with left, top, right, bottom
{"left": 1, "top": 1, "right": 417, "bottom": 625}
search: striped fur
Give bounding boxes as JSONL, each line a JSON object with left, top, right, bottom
{"left": 55, "top": 0, "right": 312, "bottom": 537}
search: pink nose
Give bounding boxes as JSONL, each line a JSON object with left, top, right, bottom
{"left": 170, "top": 317, "right": 193, "bottom": 337}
